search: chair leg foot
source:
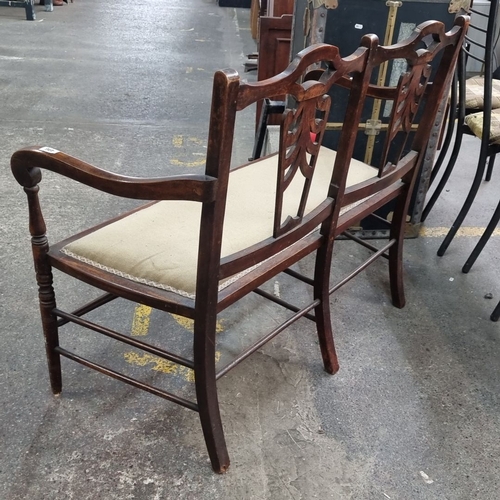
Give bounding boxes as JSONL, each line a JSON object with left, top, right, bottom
{"left": 391, "top": 289, "right": 406, "bottom": 310}
{"left": 491, "top": 300, "right": 500, "bottom": 322}
{"left": 485, "top": 154, "right": 496, "bottom": 182}
{"left": 324, "top": 356, "right": 340, "bottom": 375}
{"left": 197, "top": 393, "right": 230, "bottom": 473}
{"left": 316, "top": 313, "right": 339, "bottom": 375}
{"left": 316, "top": 317, "right": 340, "bottom": 375}
{"left": 194, "top": 319, "right": 230, "bottom": 473}
{"left": 314, "top": 248, "right": 339, "bottom": 375}
{"left": 41, "top": 307, "right": 62, "bottom": 395}
{"left": 197, "top": 379, "right": 230, "bottom": 472}
{"left": 389, "top": 244, "right": 405, "bottom": 309}
{"left": 389, "top": 193, "right": 408, "bottom": 309}
{"left": 36, "top": 265, "right": 62, "bottom": 394}
{"left": 462, "top": 197, "right": 500, "bottom": 274}
{"left": 318, "top": 327, "right": 340, "bottom": 375}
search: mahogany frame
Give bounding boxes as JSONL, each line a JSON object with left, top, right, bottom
{"left": 11, "top": 17, "right": 467, "bottom": 473}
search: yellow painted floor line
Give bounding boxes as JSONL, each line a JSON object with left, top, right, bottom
{"left": 172, "top": 134, "right": 184, "bottom": 146}
{"left": 126, "top": 306, "right": 223, "bottom": 381}
{"left": 124, "top": 352, "right": 196, "bottom": 381}
{"left": 124, "top": 351, "right": 221, "bottom": 382}
{"left": 170, "top": 158, "right": 205, "bottom": 167}
{"left": 171, "top": 313, "right": 224, "bottom": 333}
{"left": 420, "top": 226, "right": 500, "bottom": 238}
{"left": 131, "top": 304, "right": 152, "bottom": 337}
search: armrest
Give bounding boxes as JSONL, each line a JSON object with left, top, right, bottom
{"left": 11, "top": 147, "right": 217, "bottom": 203}
{"left": 342, "top": 150, "right": 419, "bottom": 206}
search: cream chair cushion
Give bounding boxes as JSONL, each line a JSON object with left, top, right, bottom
{"left": 464, "top": 107, "right": 500, "bottom": 145}
{"left": 464, "top": 77, "right": 500, "bottom": 110}
{"left": 62, "top": 146, "right": 377, "bottom": 297}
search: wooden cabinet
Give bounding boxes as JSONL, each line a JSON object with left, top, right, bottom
{"left": 255, "top": 11, "right": 293, "bottom": 127}
{"left": 267, "top": 0, "right": 294, "bottom": 17}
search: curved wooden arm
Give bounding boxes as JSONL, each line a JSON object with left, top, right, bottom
{"left": 342, "top": 151, "right": 419, "bottom": 207}
{"left": 11, "top": 147, "right": 217, "bottom": 202}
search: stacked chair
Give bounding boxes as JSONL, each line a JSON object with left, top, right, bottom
{"left": 11, "top": 18, "right": 467, "bottom": 471}
{"left": 423, "top": 0, "right": 500, "bottom": 224}
{"left": 422, "top": 0, "right": 500, "bottom": 321}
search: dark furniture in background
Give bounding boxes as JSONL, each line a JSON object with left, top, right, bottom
{"left": 0, "top": 0, "right": 56, "bottom": 19}
{"left": 320, "top": 0, "right": 459, "bottom": 236}
{"left": 0, "top": 0, "right": 36, "bottom": 20}
{"left": 255, "top": 14, "right": 293, "bottom": 127}
{"left": 253, "top": 1, "right": 295, "bottom": 127}
{"left": 218, "top": 0, "right": 251, "bottom": 8}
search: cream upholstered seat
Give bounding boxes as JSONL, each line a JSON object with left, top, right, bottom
{"left": 62, "top": 146, "right": 377, "bottom": 297}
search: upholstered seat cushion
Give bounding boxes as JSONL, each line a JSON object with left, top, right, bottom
{"left": 62, "top": 146, "right": 377, "bottom": 297}
{"left": 464, "top": 107, "right": 500, "bottom": 145}
{"left": 464, "top": 77, "right": 500, "bottom": 110}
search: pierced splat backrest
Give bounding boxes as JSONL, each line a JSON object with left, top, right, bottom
{"left": 378, "top": 59, "right": 433, "bottom": 175}
{"left": 201, "top": 18, "right": 467, "bottom": 278}
{"left": 232, "top": 42, "right": 374, "bottom": 240}
{"left": 369, "top": 21, "right": 465, "bottom": 176}
{"left": 273, "top": 91, "right": 331, "bottom": 237}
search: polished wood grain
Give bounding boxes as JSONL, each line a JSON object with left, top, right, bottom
{"left": 11, "top": 16, "right": 468, "bottom": 474}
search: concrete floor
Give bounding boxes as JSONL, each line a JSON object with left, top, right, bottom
{"left": 1, "top": 1, "right": 499, "bottom": 499}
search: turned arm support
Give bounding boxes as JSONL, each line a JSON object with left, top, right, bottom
{"left": 11, "top": 147, "right": 217, "bottom": 202}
